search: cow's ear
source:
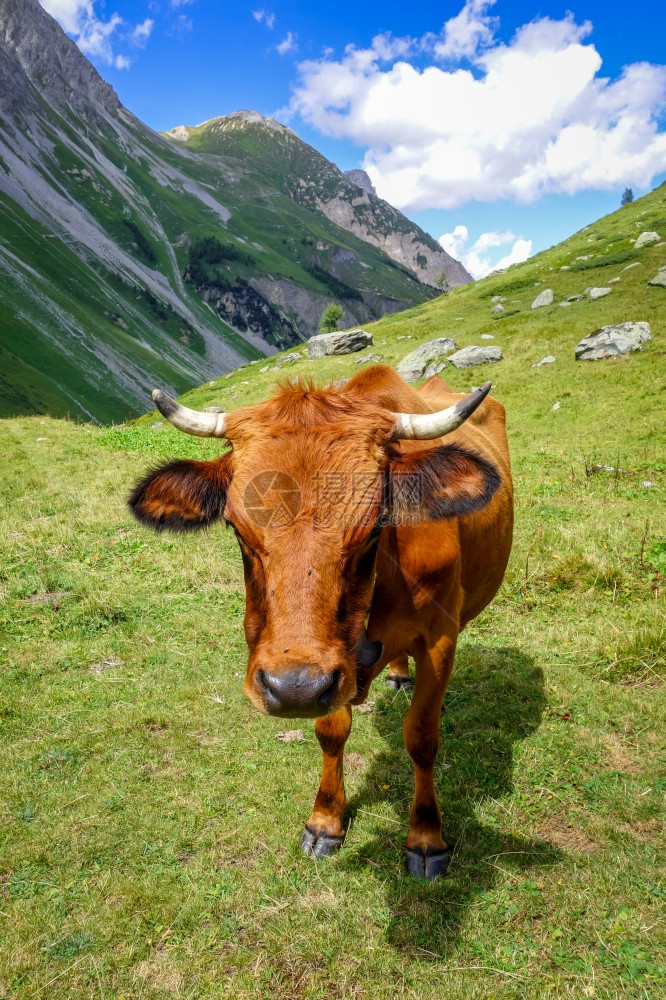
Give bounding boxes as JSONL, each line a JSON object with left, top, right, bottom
{"left": 128, "top": 457, "right": 231, "bottom": 532}
{"left": 389, "top": 444, "right": 500, "bottom": 522}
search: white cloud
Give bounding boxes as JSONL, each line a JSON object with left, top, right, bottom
{"left": 439, "top": 227, "right": 531, "bottom": 278}
{"left": 40, "top": 1, "right": 154, "bottom": 67}
{"left": 131, "top": 18, "right": 154, "bottom": 46}
{"left": 171, "top": 0, "right": 196, "bottom": 6}
{"left": 253, "top": 9, "right": 275, "bottom": 30}
{"left": 433, "top": 0, "right": 498, "bottom": 61}
{"left": 276, "top": 32, "right": 297, "bottom": 56}
{"left": 289, "top": 2, "right": 666, "bottom": 212}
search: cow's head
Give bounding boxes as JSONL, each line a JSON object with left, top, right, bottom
{"left": 128, "top": 369, "right": 499, "bottom": 718}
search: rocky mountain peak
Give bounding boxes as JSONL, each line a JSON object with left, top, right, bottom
{"left": 0, "top": 0, "right": 119, "bottom": 117}
{"left": 344, "top": 169, "right": 377, "bottom": 197}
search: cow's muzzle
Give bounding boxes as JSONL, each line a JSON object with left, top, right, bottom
{"left": 256, "top": 666, "right": 341, "bottom": 718}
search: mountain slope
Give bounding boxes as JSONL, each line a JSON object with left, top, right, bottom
{"left": 140, "top": 182, "right": 665, "bottom": 422}
{"left": 167, "top": 112, "right": 471, "bottom": 291}
{"left": 0, "top": 0, "right": 468, "bottom": 422}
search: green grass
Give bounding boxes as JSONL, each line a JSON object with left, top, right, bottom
{"left": 0, "top": 186, "right": 664, "bottom": 998}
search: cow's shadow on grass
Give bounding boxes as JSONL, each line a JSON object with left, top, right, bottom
{"left": 341, "top": 644, "right": 560, "bottom": 956}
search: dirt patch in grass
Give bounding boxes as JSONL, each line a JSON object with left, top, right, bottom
{"left": 345, "top": 752, "right": 367, "bottom": 775}
{"left": 537, "top": 813, "right": 598, "bottom": 853}
{"left": 135, "top": 955, "right": 183, "bottom": 993}
{"left": 600, "top": 732, "right": 641, "bottom": 774}
{"left": 618, "top": 817, "right": 664, "bottom": 844}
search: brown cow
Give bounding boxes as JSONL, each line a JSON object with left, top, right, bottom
{"left": 128, "top": 365, "right": 513, "bottom": 879}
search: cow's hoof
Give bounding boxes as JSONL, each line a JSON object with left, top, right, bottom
{"left": 385, "top": 675, "right": 414, "bottom": 694}
{"left": 300, "top": 825, "right": 345, "bottom": 859}
{"left": 404, "top": 846, "right": 452, "bottom": 880}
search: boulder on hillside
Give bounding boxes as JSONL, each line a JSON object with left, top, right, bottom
{"left": 634, "top": 231, "right": 660, "bottom": 249}
{"left": 531, "top": 289, "right": 554, "bottom": 309}
{"left": 395, "top": 337, "right": 457, "bottom": 382}
{"left": 307, "top": 329, "right": 372, "bottom": 359}
{"left": 575, "top": 322, "right": 651, "bottom": 361}
{"left": 589, "top": 286, "right": 612, "bottom": 300}
{"left": 449, "top": 345, "right": 503, "bottom": 368}
{"left": 648, "top": 269, "right": 666, "bottom": 288}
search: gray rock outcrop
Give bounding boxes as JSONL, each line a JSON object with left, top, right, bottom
{"left": 575, "top": 322, "right": 651, "bottom": 361}
{"left": 343, "top": 169, "right": 377, "bottom": 197}
{"left": 648, "top": 269, "right": 666, "bottom": 287}
{"left": 634, "top": 231, "right": 660, "bottom": 249}
{"left": 531, "top": 289, "right": 554, "bottom": 309}
{"left": 449, "top": 345, "right": 503, "bottom": 368}
{"left": 395, "top": 337, "right": 458, "bottom": 381}
{"left": 589, "top": 286, "right": 612, "bottom": 300}
{"left": 307, "top": 329, "right": 373, "bottom": 359}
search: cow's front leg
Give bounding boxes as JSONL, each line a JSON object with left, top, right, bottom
{"left": 386, "top": 652, "right": 413, "bottom": 693}
{"left": 403, "top": 633, "right": 457, "bottom": 880}
{"left": 301, "top": 704, "right": 352, "bottom": 859}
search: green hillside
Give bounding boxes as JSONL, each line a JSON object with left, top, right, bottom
{"left": 0, "top": 186, "right": 664, "bottom": 996}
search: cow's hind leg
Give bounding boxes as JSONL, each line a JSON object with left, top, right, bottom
{"left": 386, "top": 652, "right": 413, "bottom": 693}
{"left": 402, "top": 632, "right": 457, "bottom": 880}
{"left": 301, "top": 704, "right": 352, "bottom": 860}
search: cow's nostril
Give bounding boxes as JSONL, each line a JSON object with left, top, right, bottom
{"left": 316, "top": 669, "right": 340, "bottom": 708}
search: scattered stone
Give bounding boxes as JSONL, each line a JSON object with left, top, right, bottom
{"left": 422, "top": 361, "right": 448, "bottom": 378}
{"left": 532, "top": 356, "right": 556, "bottom": 367}
{"left": 641, "top": 481, "right": 656, "bottom": 488}
{"left": 576, "top": 254, "right": 593, "bottom": 261}
{"left": 395, "top": 337, "right": 457, "bottom": 382}
{"left": 307, "top": 329, "right": 373, "bottom": 359}
{"left": 260, "top": 365, "right": 270, "bottom": 372}
{"left": 531, "top": 288, "right": 554, "bottom": 309}
{"left": 492, "top": 304, "right": 505, "bottom": 314}
{"left": 560, "top": 301, "right": 573, "bottom": 308}
{"left": 448, "top": 345, "right": 502, "bottom": 368}
{"left": 274, "top": 352, "right": 302, "bottom": 368}
{"left": 275, "top": 730, "right": 304, "bottom": 743}
{"left": 588, "top": 286, "right": 612, "bottom": 300}
{"left": 634, "top": 231, "right": 660, "bottom": 249}
{"left": 225, "top": 372, "right": 233, "bottom": 379}
{"left": 575, "top": 321, "right": 651, "bottom": 361}
{"left": 491, "top": 295, "right": 505, "bottom": 303}
{"left": 551, "top": 401, "right": 560, "bottom": 411}
{"left": 648, "top": 269, "right": 666, "bottom": 287}
{"left": 36, "top": 437, "right": 50, "bottom": 442}
{"left": 481, "top": 334, "right": 494, "bottom": 340}
{"left": 150, "top": 422, "right": 163, "bottom": 429}
{"left": 204, "top": 406, "right": 224, "bottom": 413}
{"left": 560, "top": 265, "right": 570, "bottom": 270}
{"left": 622, "top": 262, "right": 641, "bottom": 271}
{"left": 355, "top": 352, "right": 383, "bottom": 365}
{"left": 454, "top": 316, "right": 464, "bottom": 321}
{"left": 608, "top": 277, "right": 621, "bottom": 283}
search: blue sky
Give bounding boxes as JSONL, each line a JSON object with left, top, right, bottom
{"left": 41, "top": 0, "right": 666, "bottom": 276}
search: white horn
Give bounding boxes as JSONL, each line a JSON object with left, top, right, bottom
{"left": 152, "top": 389, "right": 228, "bottom": 437}
{"left": 392, "top": 382, "right": 492, "bottom": 440}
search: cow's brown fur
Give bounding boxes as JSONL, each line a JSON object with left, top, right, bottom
{"left": 129, "top": 365, "right": 513, "bottom": 871}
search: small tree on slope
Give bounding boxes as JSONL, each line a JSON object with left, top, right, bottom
{"left": 319, "top": 302, "right": 344, "bottom": 333}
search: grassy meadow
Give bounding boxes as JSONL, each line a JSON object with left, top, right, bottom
{"left": 0, "top": 188, "right": 665, "bottom": 998}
